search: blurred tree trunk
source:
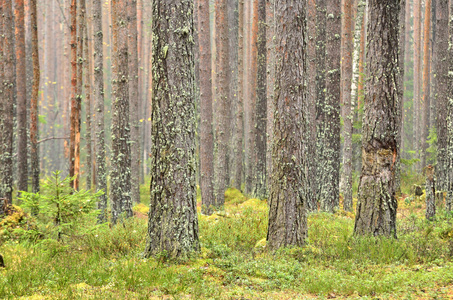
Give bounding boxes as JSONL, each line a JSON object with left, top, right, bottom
{"left": 354, "top": 0, "right": 401, "bottom": 237}
{"left": 146, "top": 0, "right": 200, "bottom": 259}
{"left": 93, "top": 0, "right": 108, "bottom": 222}
{"left": 30, "top": 0, "right": 40, "bottom": 195}
{"left": 253, "top": 0, "right": 266, "bottom": 199}
{"left": 110, "top": 0, "right": 132, "bottom": 224}
{"left": 435, "top": 0, "right": 449, "bottom": 192}
{"left": 0, "top": 0, "right": 15, "bottom": 213}
{"left": 214, "top": 0, "right": 230, "bottom": 206}
{"left": 267, "top": 0, "right": 307, "bottom": 250}
{"left": 425, "top": 165, "right": 436, "bottom": 219}
{"left": 421, "top": 0, "right": 431, "bottom": 168}
{"left": 198, "top": 0, "right": 215, "bottom": 214}
{"left": 265, "top": 0, "right": 274, "bottom": 195}
{"left": 341, "top": 0, "right": 354, "bottom": 211}
{"left": 128, "top": 0, "right": 140, "bottom": 204}
{"left": 413, "top": 0, "right": 421, "bottom": 170}
{"left": 319, "top": 0, "right": 341, "bottom": 212}
{"left": 16, "top": 0, "right": 29, "bottom": 195}
{"left": 84, "top": 1, "right": 93, "bottom": 191}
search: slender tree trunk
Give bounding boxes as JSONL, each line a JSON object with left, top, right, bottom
{"left": 445, "top": 0, "right": 453, "bottom": 211}
{"left": 425, "top": 165, "right": 436, "bottom": 219}
{"left": 253, "top": 0, "right": 266, "bottom": 199}
{"left": 265, "top": 0, "right": 274, "bottom": 195}
{"left": 110, "top": 0, "right": 132, "bottom": 224}
{"left": 413, "top": 0, "right": 421, "bottom": 169}
{"left": 421, "top": 0, "right": 431, "bottom": 168}
{"left": 214, "top": 0, "right": 230, "bottom": 206}
{"left": 29, "top": 0, "right": 40, "bottom": 194}
{"left": 15, "top": 0, "right": 28, "bottom": 194}
{"left": 84, "top": 2, "right": 93, "bottom": 190}
{"left": 435, "top": 0, "right": 449, "bottom": 192}
{"left": 319, "top": 0, "right": 341, "bottom": 212}
{"left": 128, "top": 0, "right": 140, "bottom": 204}
{"left": 267, "top": 0, "right": 307, "bottom": 250}
{"left": 198, "top": 0, "right": 215, "bottom": 214}
{"left": 69, "top": 0, "right": 79, "bottom": 189}
{"left": 146, "top": 0, "right": 200, "bottom": 259}
{"left": 93, "top": 0, "right": 108, "bottom": 222}
{"left": 341, "top": 0, "right": 354, "bottom": 211}
{"left": 354, "top": 0, "right": 401, "bottom": 237}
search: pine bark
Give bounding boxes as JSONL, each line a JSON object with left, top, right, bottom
{"left": 29, "top": 0, "right": 40, "bottom": 194}
{"left": 93, "top": 0, "right": 108, "bottom": 222}
{"left": 84, "top": 3, "right": 93, "bottom": 190}
{"left": 69, "top": 0, "right": 79, "bottom": 189}
{"left": 198, "top": 0, "right": 215, "bottom": 214}
{"left": 319, "top": 0, "right": 341, "bottom": 212}
{"left": 265, "top": 0, "right": 274, "bottom": 194}
{"left": 128, "top": 0, "right": 140, "bottom": 204}
{"left": 421, "top": 0, "right": 431, "bottom": 168}
{"left": 253, "top": 0, "right": 267, "bottom": 199}
{"left": 111, "top": 0, "right": 132, "bottom": 224}
{"left": 354, "top": 0, "right": 401, "bottom": 237}
{"left": 146, "top": 0, "right": 200, "bottom": 259}
{"left": 446, "top": 0, "right": 453, "bottom": 211}
{"left": 16, "top": 0, "right": 28, "bottom": 194}
{"left": 0, "top": 0, "right": 15, "bottom": 213}
{"left": 435, "top": 0, "right": 449, "bottom": 192}
{"left": 214, "top": 0, "right": 230, "bottom": 206}
{"left": 413, "top": 0, "right": 421, "bottom": 168}
{"left": 267, "top": 0, "right": 307, "bottom": 250}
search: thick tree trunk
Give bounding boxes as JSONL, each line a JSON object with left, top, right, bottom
{"left": 198, "top": 0, "right": 215, "bottom": 214}
{"left": 146, "top": 0, "right": 200, "bottom": 259}
{"left": 29, "top": 0, "right": 40, "bottom": 195}
{"left": 128, "top": 0, "right": 140, "bottom": 204}
{"left": 341, "top": 0, "right": 354, "bottom": 211}
{"left": 267, "top": 0, "right": 307, "bottom": 250}
{"left": 265, "top": 0, "right": 274, "bottom": 195}
{"left": 253, "top": 0, "right": 266, "bottom": 199}
{"left": 110, "top": 0, "right": 132, "bottom": 224}
{"left": 214, "top": 0, "right": 230, "bottom": 206}
{"left": 435, "top": 0, "right": 449, "bottom": 192}
{"left": 354, "top": 0, "right": 401, "bottom": 238}
{"left": 0, "top": 0, "right": 15, "bottom": 213}
{"left": 93, "top": 0, "right": 108, "bottom": 222}
{"left": 319, "top": 0, "right": 341, "bottom": 212}
{"left": 16, "top": 0, "right": 28, "bottom": 194}
{"left": 421, "top": 0, "right": 431, "bottom": 168}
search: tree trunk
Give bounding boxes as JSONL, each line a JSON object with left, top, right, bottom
{"left": 435, "top": 0, "right": 449, "bottom": 192}
{"left": 128, "top": 0, "right": 140, "bottom": 204}
{"left": 69, "top": 0, "right": 79, "bottom": 189}
{"left": 146, "top": 0, "right": 200, "bottom": 259}
{"left": 16, "top": 0, "right": 28, "bottom": 194}
{"left": 319, "top": 0, "right": 341, "bottom": 212}
{"left": 0, "top": 0, "right": 15, "bottom": 213}
{"left": 267, "top": 0, "right": 307, "bottom": 250}
{"left": 354, "top": 0, "right": 401, "bottom": 238}
{"left": 29, "top": 0, "right": 40, "bottom": 195}
{"left": 198, "top": 0, "right": 215, "bottom": 214}
{"left": 253, "top": 0, "right": 266, "bottom": 199}
{"left": 425, "top": 165, "right": 436, "bottom": 219}
{"left": 110, "top": 0, "right": 132, "bottom": 224}
{"left": 84, "top": 1, "right": 93, "bottom": 191}
{"left": 214, "top": 0, "right": 230, "bottom": 206}
{"left": 341, "top": 0, "right": 354, "bottom": 211}
{"left": 413, "top": 0, "right": 421, "bottom": 169}
{"left": 421, "top": 0, "right": 431, "bottom": 168}
{"left": 446, "top": 0, "right": 453, "bottom": 211}
{"left": 265, "top": 0, "right": 274, "bottom": 195}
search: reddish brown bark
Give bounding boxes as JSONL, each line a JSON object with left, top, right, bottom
{"left": 69, "top": 0, "right": 79, "bottom": 189}
{"left": 421, "top": 0, "right": 431, "bottom": 168}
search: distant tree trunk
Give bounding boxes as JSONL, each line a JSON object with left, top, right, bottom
{"left": 29, "top": 0, "right": 40, "bottom": 195}
{"left": 214, "top": 0, "right": 230, "bottom": 206}
{"left": 0, "top": 0, "right": 15, "bottom": 212}
{"left": 354, "top": 0, "right": 401, "bottom": 237}
{"left": 446, "top": 0, "right": 453, "bottom": 211}
{"left": 413, "top": 0, "right": 421, "bottom": 169}
{"left": 425, "top": 165, "right": 436, "bottom": 219}
{"left": 69, "top": 0, "right": 79, "bottom": 189}
{"left": 319, "top": 0, "right": 341, "bottom": 212}
{"left": 341, "top": 0, "right": 354, "bottom": 211}
{"left": 402, "top": 0, "right": 411, "bottom": 159}
{"left": 84, "top": 3, "right": 93, "bottom": 190}
{"left": 316, "top": 0, "right": 326, "bottom": 210}
{"left": 267, "top": 0, "right": 307, "bottom": 250}
{"left": 128, "top": 0, "right": 140, "bottom": 204}
{"left": 266, "top": 0, "right": 274, "bottom": 194}
{"left": 16, "top": 0, "right": 28, "bottom": 194}
{"left": 253, "top": 0, "right": 266, "bottom": 199}
{"left": 306, "top": 0, "right": 317, "bottom": 211}
{"left": 110, "top": 0, "right": 132, "bottom": 224}
{"left": 93, "top": 0, "right": 108, "bottom": 222}
{"left": 198, "top": 0, "right": 215, "bottom": 214}
{"left": 421, "top": 0, "right": 431, "bottom": 168}
{"left": 146, "top": 0, "right": 200, "bottom": 259}
{"left": 435, "top": 0, "right": 449, "bottom": 192}
{"left": 232, "top": 0, "right": 244, "bottom": 191}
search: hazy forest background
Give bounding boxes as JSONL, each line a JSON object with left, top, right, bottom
{"left": 1, "top": 0, "right": 453, "bottom": 298}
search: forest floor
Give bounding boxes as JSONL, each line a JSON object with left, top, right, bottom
{"left": 1, "top": 185, "right": 453, "bottom": 299}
